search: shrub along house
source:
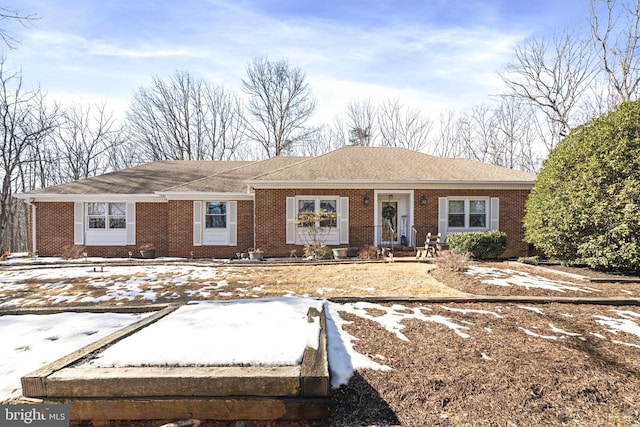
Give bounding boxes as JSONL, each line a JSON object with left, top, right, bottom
{"left": 15, "top": 146, "right": 536, "bottom": 259}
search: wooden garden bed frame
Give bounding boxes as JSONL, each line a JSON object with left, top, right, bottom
{"left": 19, "top": 304, "right": 329, "bottom": 424}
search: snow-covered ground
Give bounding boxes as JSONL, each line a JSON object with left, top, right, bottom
{"left": 1, "top": 261, "right": 639, "bottom": 401}
{"left": 465, "top": 266, "right": 603, "bottom": 293}
{"left": 0, "top": 311, "right": 150, "bottom": 400}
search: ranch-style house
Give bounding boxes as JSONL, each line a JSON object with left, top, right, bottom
{"left": 15, "top": 146, "right": 537, "bottom": 259}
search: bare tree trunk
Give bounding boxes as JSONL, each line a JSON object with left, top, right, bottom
{"left": 0, "top": 62, "right": 58, "bottom": 251}
{"left": 378, "top": 98, "right": 432, "bottom": 151}
{"left": 242, "top": 57, "right": 316, "bottom": 157}
{"left": 591, "top": 0, "right": 640, "bottom": 103}
{"left": 128, "top": 70, "right": 246, "bottom": 161}
{"left": 499, "top": 29, "right": 594, "bottom": 141}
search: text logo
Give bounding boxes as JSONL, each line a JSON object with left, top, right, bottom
{"left": 1, "top": 405, "right": 69, "bottom": 427}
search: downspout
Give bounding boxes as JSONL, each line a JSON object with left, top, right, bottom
{"left": 24, "top": 198, "right": 36, "bottom": 255}
{"left": 248, "top": 184, "right": 257, "bottom": 250}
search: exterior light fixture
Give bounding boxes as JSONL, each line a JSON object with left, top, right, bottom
{"left": 363, "top": 195, "right": 370, "bottom": 205}
{"left": 420, "top": 195, "right": 427, "bottom": 205}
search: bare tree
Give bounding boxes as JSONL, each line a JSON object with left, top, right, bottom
{"left": 0, "top": 63, "right": 58, "bottom": 250}
{"left": 346, "top": 98, "right": 376, "bottom": 146}
{"left": 429, "top": 110, "right": 467, "bottom": 157}
{"left": 242, "top": 57, "right": 316, "bottom": 157}
{"left": 591, "top": 0, "right": 640, "bottom": 103}
{"left": 127, "top": 70, "right": 244, "bottom": 161}
{"left": 378, "top": 98, "right": 432, "bottom": 151}
{"left": 0, "top": 7, "right": 38, "bottom": 49}
{"left": 54, "top": 103, "right": 124, "bottom": 182}
{"left": 499, "top": 30, "right": 595, "bottom": 139}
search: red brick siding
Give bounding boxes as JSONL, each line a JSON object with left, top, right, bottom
{"left": 256, "top": 188, "right": 531, "bottom": 258}
{"left": 167, "top": 199, "right": 254, "bottom": 258}
{"left": 34, "top": 189, "right": 530, "bottom": 259}
{"left": 413, "top": 189, "right": 530, "bottom": 258}
{"left": 35, "top": 202, "right": 74, "bottom": 256}
{"left": 255, "top": 189, "right": 376, "bottom": 257}
{"left": 34, "top": 202, "right": 168, "bottom": 258}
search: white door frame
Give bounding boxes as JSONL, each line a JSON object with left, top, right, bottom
{"left": 373, "top": 190, "right": 415, "bottom": 246}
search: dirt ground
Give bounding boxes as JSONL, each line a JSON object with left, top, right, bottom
{"left": 2, "top": 258, "right": 640, "bottom": 426}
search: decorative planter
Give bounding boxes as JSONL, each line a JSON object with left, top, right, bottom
{"left": 248, "top": 251, "right": 264, "bottom": 261}
{"left": 139, "top": 249, "right": 156, "bottom": 259}
{"left": 332, "top": 248, "right": 348, "bottom": 259}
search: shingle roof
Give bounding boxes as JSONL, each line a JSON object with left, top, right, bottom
{"left": 24, "top": 160, "right": 253, "bottom": 195}
{"left": 161, "top": 156, "right": 309, "bottom": 193}
{"left": 249, "top": 146, "right": 536, "bottom": 183}
{"left": 20, "top": 147, "right": 536, "bottom": 198}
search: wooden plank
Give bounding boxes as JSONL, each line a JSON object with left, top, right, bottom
{"left": 21, "top": 304, "right": 180, "bottom": 397}
{"left": 329, "top": 295, "right": 640, "bottom": 305}
{"left": 44, "top": 397, "right": 329, "bottom": 421}
{"left": 0, "top": 304, "right": 170, "bottom": 316}
{"left": 46, "top": 366, "right": 301, "bottom": 397}
{"left": 300, "top": 307, "right": 329, "bottom": 397}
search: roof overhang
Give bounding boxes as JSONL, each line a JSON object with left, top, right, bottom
{"left": 13, "top": 193, "right": 164, "bottom": 203}
{"left": 247, "top": 180, "right": 536, "bottom": 190}
{"left": 155, "top": 192, "right": 254, "bottom": 201}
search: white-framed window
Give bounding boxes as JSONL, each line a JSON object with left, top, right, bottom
{"left": 447, "top": 199, "right": 489, "bottom": 229}
{"left": 87, "top": 202, "right": 126, "bottom": 230}
{"left": 193, "top": 200, "right": 237, "bottom": 246}
{"left": 287, "top": 196, "right": 348, "bottom": 245}
{"left": 205, "top": 201, "right": 227, "bottom": 229}
{"left": 296, "top": 198, "right": 337, "bottom": 229}
{"left": 75, "top": 202, "right": 135, "bottom": 246}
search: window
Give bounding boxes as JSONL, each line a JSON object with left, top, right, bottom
{"left": 320, "top": 200, "right": 337, "bottom": 228}
{"left": 469, "top": 200, "right": 487, "bottom": 228}
{"left": 109, "top": 203, "right": 126, "bottom": 229}
{"left": 87, "top": 202, "right": 126, "bottom": 230}
{"left": 297, "top": 199, "right": 316, "bottom": 227}
{"left": 448, "top": 199, "right": 488, "bottom": 229}
{"left": 448, "top": 200, "right": 465, "bottom": 227}
{"left": 205, "top": 202, "right": 227, "bottom": 228}
{"left": 296, "top": 198, "right": 337, "bottom": 228}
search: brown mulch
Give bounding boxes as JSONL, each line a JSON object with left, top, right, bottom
{"left": 329, "top": 302, "right": 640, "bottom": 426}
{"left": 431, "top": 261, "right": 640, "bottom": 298}
{"left": 3, "top": 259, "right": 640, "bottom": 426}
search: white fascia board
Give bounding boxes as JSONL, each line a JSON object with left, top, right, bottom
{"left": 247, "top": 180, "right": 535, "bottom": 190}
{"left": 157, "top": 192, "right": 254, "bottom": 201}
{"left": 13, "top": 193, "right": 164, "bottom": 203}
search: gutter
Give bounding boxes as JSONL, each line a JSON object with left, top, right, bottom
{"left": 23, "top": 198, "right": 36, "bottom": 255}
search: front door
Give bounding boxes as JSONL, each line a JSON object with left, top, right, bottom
{"left": 381, "top": 201, "right": 398, "bottom": 244}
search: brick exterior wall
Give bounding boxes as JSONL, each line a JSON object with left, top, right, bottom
{"left": 255, "top": 188, "right": 531, "bottom": 259}
{"left": 34, "top": 202, "right": 168, "bottom": 258}
{"left": 167, "top": 199, "right": 255, "bottom": 258}
{"left": 412, "top": 189, "right": 531, "bottom": 259}
{"left": 33, "top": 188, "right": 530, "bottom": 259}
{"left": 35, "top": 202, "right": 75, "bottom": 256}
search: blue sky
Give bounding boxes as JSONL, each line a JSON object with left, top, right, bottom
{"left": 6, "top": 0, "right": 589, "bottom": 123}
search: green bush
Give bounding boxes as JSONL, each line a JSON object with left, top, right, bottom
{"left": 524, "top": 100, "right": 640, "bottom": 271}
{"left": 446, "top": 231, "right": 507, "bottom": 259}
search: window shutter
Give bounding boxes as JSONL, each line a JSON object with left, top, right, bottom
{"left": 74, "top": 202, "right": 84, "bottom": 245}
{"left": 286, "top": 197, "right": 296, "bottom": 244}
{"left": 438, "top": 197, "right": 448, "bottom": 238}
{"left": 126, "top": 202, "right": 136, "bottom": 245}
{"left": 490, "top": 197, "right": 500, "bottom": 231}
{"left": 228, "top": 201, "right": 237, "bottom": 246}
{"left": 193, "top": 201, "right": 203, "bottom": 246}
{"left": 339, "top": 197, "right": 349, "bottom": 244}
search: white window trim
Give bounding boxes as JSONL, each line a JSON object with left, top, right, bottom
{"left": 438, "top": 197, "right": 499, "bottom": 242}
{"left": 194, "top": 200, "right": 237, "bottom": 246}
{"left": 447, "top": 198, "right": 490, "bottom": 231}
{"left": 77, "top": 202, "right": 135, "bottom": 246}
{"left": 287, "top": 196, "right": 348, "bottom": 246}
